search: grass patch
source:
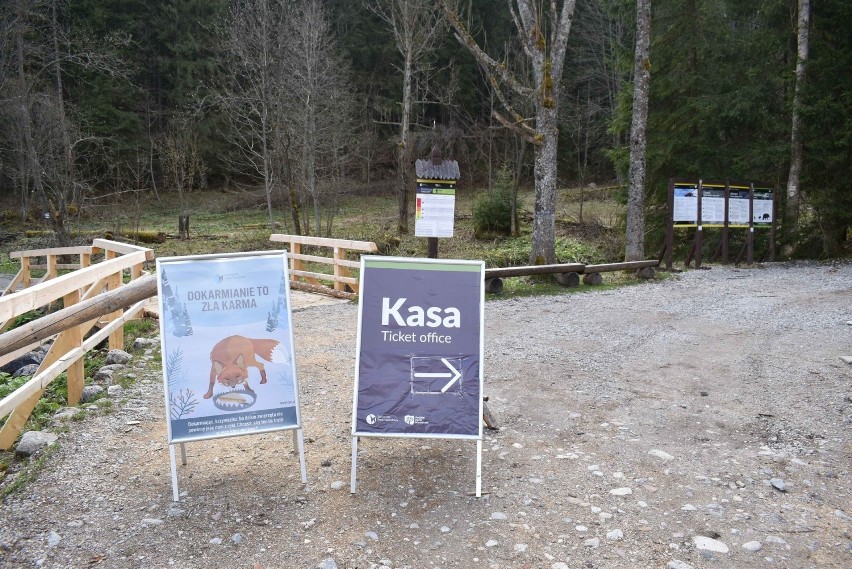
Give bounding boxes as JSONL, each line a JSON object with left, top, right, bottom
{"left": 1, "top": 444, "right": 58, "bottom": 498}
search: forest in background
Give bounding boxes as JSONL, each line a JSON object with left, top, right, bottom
{"left": 0, "top": 0, "right": 849, "bottom": 258}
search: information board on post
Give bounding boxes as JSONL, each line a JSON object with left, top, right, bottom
{"left": 415, "top": 180, "right": 456, "bottom": 238}
{"left": 350, "top": 256, "right": 485, "bottom": 495}
{"left": 156, "top": 251, "right": 306, "bottom": 499}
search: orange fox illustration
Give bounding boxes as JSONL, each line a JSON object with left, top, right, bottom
{"left": 205, "top": 335, "right": 281, "bottom": 399}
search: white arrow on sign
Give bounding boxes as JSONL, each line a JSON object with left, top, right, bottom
{"left": 413, "top": 357, "right": 462, "bottom": 393}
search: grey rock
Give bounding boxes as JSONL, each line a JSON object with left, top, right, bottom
{"left": 835, "top": 509, "right": 851, "bottom": 521}
{"left": 46, "top": 531, "right": 60, "bottom": 548}
{"left": 364, "top": 531, "right": 378, "bottom": 541}
{"left": 667, "top": 561, "right": 694, "bottom": 569}
{"left": 485, "top": 539, "right": 499, "bottom": 547}
{"left": 209, "top": 538, "right": 222, "bottom": 545}
{"left": 13, "top": 364, "right": 39, "bottom": 378}
{"left": 330, "top": 480, "right": 344, "bottom": 490}
{"left": 107, "top": 385, "right": 124, "bottom": 396}
{"left": 16, "top": 431, "right": 58, "bottom": 457}
{"left": 93, "top": 369, "right": 114, "bottom": 383}
{"left": 230, "top": 533, "right": 244, "bottom": 544}
{"left": 606, "top": 529, "right": 624, "bottom": 540}
{"left": 133, "top": 338, "right": 159, "bottom": 350}
{"left": 1, "top": 351, "right": 45, "bottom": 375}
{"left": 53, "top": 407, "right": 82, "bottom": 421}
{"left": 99, "top": 364, "right": 126, "bottom": 373}
{"left": 80, "top": 385, "right": 104, "bottom": 403}
{"left": 649, "top": 449, "right": 675, "bottom": 461}
{"left": 693, "top": 536, "right": 729, "bottom": 553}
{"left": 742, "top": 541, "right": 762, "bottom": 552}
{"left": 584, "top": 537, "right": 600, "bottom": 548}
{"left": 317, "top": 559, "right": 339, "bottom": 569}
{"left": 105, "top": 350, "right": 132, "bottom": 365}
{"left": 490, "top": 512, "right": 507, "bottom": 520}
{"left": 770, "top": 478, "right": 789, "bottom": 492}
{"left": 141, "top": 518, "right": 163, "bottom": 526}
{"left": 552, "top": 563, "right": 570, "bottom": 569}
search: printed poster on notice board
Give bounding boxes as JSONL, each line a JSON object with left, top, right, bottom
{"left": 156, "top": 251, "right": 300, "bottom": 444}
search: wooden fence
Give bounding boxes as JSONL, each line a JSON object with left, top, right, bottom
{"left": 0, "top": 239, "right": 153, "bottom": 449}
{"left": 269, "top": 234, "right": 378, "bottom": 296}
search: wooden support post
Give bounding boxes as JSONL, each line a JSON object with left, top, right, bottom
{"left": 0, "top": 390, "right": 42, "bottom": 450}
{"left": 666, "top": 179, "right": 675, "bottom": 270}
{"left": 483, "top": 401, "right": 498, "bottom": 430}
{"left": 555, "top": 272, "right": 580, "bottom": 287}
{"left": 484, "top": 278, "right": 503, "bottom": 294}
{"left": 47, "top": 254, "right": 58, "bottom": 280}
{"left": 333, "top": 247, "right": 345, "bottom": 292}
{"left": 695, "top": 180, "right": 704, "bottom": 269}
{"left": 427, "top": 237, "right": 438, "bottom": 259}
{"left": 722, "top": 183, "right": 730, "bottom": 263}
{"left": 747, "top": 183, "right": 755, "bottom": 265}
{"left": 21, "top": 257, "right": 31, "bottom": 288}
{"left": 62, "top": 290, "right": 84, "bottom": 405}
{"left": 110, "top": 273, "right": 124, "bottom": 350}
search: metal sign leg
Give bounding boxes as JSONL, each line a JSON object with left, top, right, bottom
{"left": 350, "top": 436, "right": 359, "bottom": 494}
{"left": 296, "top": 428, "right": 308, "bottom": 484}
{"left": 475, "top": 439, "right": 482, "bottom": 498}
{"left": 180, "top": 442, "right": 187, "bottom": 465}
{"left": 169, "top": 444, "right": 180, "bottom": 502}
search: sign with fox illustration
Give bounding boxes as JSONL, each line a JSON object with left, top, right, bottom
{"left": 156, "top": 251, "right": 302, "bottom": 444}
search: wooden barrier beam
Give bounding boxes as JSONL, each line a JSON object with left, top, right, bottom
{"left": 484, "top": 263, "right": 586, "bottom": 279}
{"left": 582, "top": 260, "right": 660, "bottom": 273}
{"left": 0, "top": 274, "right": 158, "bottom": 359}
{"left": 0, "top": 250, "right": 148, "bottom": 323}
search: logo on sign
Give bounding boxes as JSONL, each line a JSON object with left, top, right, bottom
{"left": 366, "top": 414, "right": 377, "bottom": 425}
{"left": 404, "top": 415, "right": 415, "bottom": 425}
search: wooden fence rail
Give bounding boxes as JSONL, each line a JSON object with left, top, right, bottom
{"left": 0, "top": 239, "right": 153, "bottom": 449}
{"left": 269, "top": 234, "right": 378, "bottom": 295}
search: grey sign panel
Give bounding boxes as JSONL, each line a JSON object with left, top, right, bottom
{"left": 353, "top": 257, "right": 484, "bottom": 439}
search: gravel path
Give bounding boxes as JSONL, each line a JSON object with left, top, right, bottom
{"left": 1, "top": 261, "right": 850, "bottom": 569}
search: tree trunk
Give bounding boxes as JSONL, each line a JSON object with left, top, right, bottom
{"left": 784, "top": 0, "right": 809, "bottom": 256}
{"left": 625, "top": 0, "right": 652, "bottom": 262}
{"left": 530, "top": 105, "right": 558, "bottom": 264}
{"left": 397, "top": 48, "right": 413, "bottom": 234}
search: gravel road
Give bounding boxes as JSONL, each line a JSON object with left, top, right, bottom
{"left": 1, "top": 260, "right": 850, "bottom": 569}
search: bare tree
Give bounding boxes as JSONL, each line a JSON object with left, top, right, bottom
{"left": 0, "top": 0, "right": 128, "bottom": 244}
{"left": 625, "top": 0, "right": 651, "bottom": 262}
{"left": 160, "top": 112, "right": 204, "bottom": 226}
{"left": 784, "top": 0, "right": 810, "bottom": 256}
{"left": 442, "top": 0, "right": 578, "bottom": 264}
{"left": 284, "top": 0, "right": 356, "bottom": 237}
{"left": 219, "top": 0, "right": 289, "bottom": 230}
{"left": 371, "top": 0, "right": 445, "bottom": 234}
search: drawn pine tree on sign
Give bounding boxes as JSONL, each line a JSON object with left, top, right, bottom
{"left": 166, "top": 348, "right": 188, "bottom": 389}
{"left": 266, "top": 271, "right": 288, "bottom": 332}
{"left": 160, "top": 268, "right": 192, "bottom": 337}
{"left": 170, "top": 389, "right": 199, "bottom": 420}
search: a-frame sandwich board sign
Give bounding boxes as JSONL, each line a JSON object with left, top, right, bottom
{"left": 156, "top": 251, "right": 306, "bottom": 501}
{"left": 351, "top": 256, "right": 485, "bottom": 497}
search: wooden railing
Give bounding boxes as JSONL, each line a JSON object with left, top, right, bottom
{"left": 269, "top": 234, "right": 378, "bottom": 295}
{"left": 0, "top": 239, "right": 153, "bottom": 449}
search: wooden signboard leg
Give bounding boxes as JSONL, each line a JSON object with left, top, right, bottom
{"left": 169, "top": 444, "right": 180, "bottom": 502}
{"left": 180, "top": 442, "right": 187, "bottom": 465}
{"left": 350, "top": 436, "right": 359, "bottom": 494}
